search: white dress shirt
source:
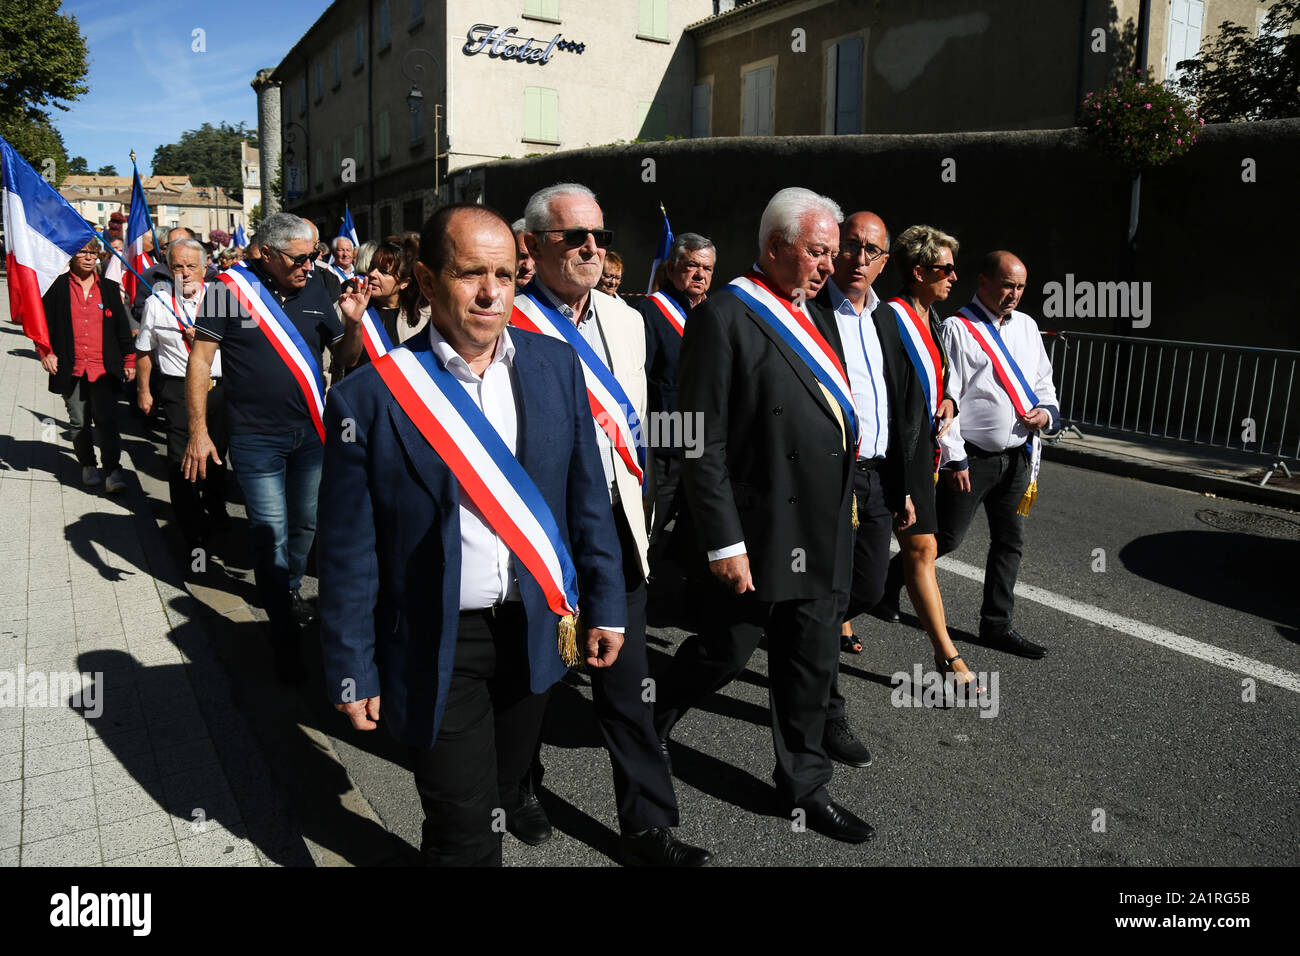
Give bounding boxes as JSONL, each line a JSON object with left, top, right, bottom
{"left": 429, "top": 323, "right": 522, "bottom": 610}
{"left": 531, "top": 278, "right": 621, "bottom": 503}
{"left": 137, "top": 284, "right": 222, "bottom": 378}
{"left": 826, "top": 278, "right": 888, "bottom": 460}
{"left": 939, "top": 298, "right": 1060, "bottom": 468}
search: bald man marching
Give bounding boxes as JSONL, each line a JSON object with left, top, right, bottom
{"left": 934, "top": 251, "right": 1059, "bottom": 659}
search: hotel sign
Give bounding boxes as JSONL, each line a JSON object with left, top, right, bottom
{"left": 462, "top": 24, "right": 586, "bottom": 65}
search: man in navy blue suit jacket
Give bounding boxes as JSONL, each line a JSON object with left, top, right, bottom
{"left": 316, "top": 204, "right": 627, "bottom": 866}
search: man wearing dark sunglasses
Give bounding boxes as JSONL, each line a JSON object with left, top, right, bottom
{"left": 515, "top": 183, "right": 712, "bottom": 867}
{"left": 183, "top": 212, "right": 366, "bottom": 683}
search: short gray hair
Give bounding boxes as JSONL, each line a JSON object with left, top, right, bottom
{"left": 259, "top": 212, "right": 314, "bottom": 250}
{"left": 167, "top": 237, "right": 209, "bottom": 266}
{"left": 511, "top": 217, "right": 527, "bottom": 236}
{"left": 892, "top": 224, "right": 960, "bottom": 286}
{"left": 671, "top": 232, "right": 715, "bottom": 264}
{"left": 523, "top": 183, "right": 599, "bottom": 232}
{"left": 331, "top": 235, "right": 355, "bottom": 252}
{"left": 757, "top": 187, "right": 843, "bottom": 254}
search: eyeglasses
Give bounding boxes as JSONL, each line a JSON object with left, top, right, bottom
{"left": 925, "top": 263, "right": 958, "bottom": 277}
{"left": 536, "top": 228, "right": 615, "bottom": 248}
{"left": 602, "top": 273, "right": 622, "bottom": 282}
{"left": 839, "top": 240, "right": 887, "bottom": 262}
{"left": 271, "top": 247, "right": 321, "bottom": 268}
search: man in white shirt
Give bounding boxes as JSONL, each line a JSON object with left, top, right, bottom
{"left": 135, "top": 237, "right": 227, "bottom": 549}
{"left": 936, "top": 251, "right": 1059, "bottom": 659}
{"left": 329, "top": 236, "right": 356, "bottom": 280}
{"left": 814, "top": 211, "right": 913, "bottom": 768}
{"left": 517, "top": 183, "right": 712, "bottom": 866}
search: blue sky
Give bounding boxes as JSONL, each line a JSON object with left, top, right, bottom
{"left": 56, "top": 0, "right": 325, "bottom": 175}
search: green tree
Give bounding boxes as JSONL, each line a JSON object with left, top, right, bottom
{"left": 68, "top": 155, "right": 89, "bottom": 174}
{"left": 151, "top": 121, "right": 259, "bottom": 200}
{"left": 248, "top": 201, "right": 263, "bottom": 232}
{"left": 96, "top": 164, "right": 118, "bottom": 176}
{"left": 0, "top": 0, "right": 90, "bottom": 122}
{"left": 1170, "top": 0, "right": 1300, "bottom": 121}
{"left": 0, "top": 112, "right": 70, "bottom": 181}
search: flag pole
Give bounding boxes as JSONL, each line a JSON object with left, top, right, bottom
{"left": 130, "top": 150, "right": 161, "bottom": 258}
{"left": 97, "top": 231, "right": 187, "bottom": 328}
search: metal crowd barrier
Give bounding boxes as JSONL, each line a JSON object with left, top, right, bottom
{"left": 1042, "top": 332, "right": 1298, "bottom": 486}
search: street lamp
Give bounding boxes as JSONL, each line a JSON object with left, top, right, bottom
{"left": 284, "top": 120, "right": 310, "bottom": 205}
{"left": 402, "top": 47, "right": 448, "bottom": 199}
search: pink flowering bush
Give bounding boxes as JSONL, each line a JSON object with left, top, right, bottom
{"left": 1080, "top": 69, "right": 1204, "bottom": 168}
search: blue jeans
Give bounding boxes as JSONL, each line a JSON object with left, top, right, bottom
{"left": 228, "top": 428, "right": 323, "bottom": 637}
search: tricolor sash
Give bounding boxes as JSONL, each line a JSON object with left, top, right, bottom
{"left": 169, "top": 283, "right": 206, "bottom": 353}
{"left": 217, "top": 263, "right": 327, "bottom": 442}
{"left": 955, "top": 300, "right": 1044, "bottom": 513}
{"left": 371, "top": 344, "right": 582, "bottom": 663}
{"left": 510, "top": 284, "right": 646, "bottom": 484}
{"left": 327, "top": 263, "right": 352, "bottom": 283}
{"left": 647, "top": 290, "right": 687, "bottom": 337}
{"left": 360, "top": 306, "right": 395, "bottom": 361}
{"left": 727, "top": 271, "right": 859, "bottom": 448}
{"left": 888, "top": 296, "right": 945, "bottom": 476}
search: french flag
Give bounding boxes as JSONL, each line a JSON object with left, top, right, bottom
{"left": 123, "top": 167, "right": 156, "bottom": 304}
{"left": 1, "top": 136, "right": 96, "bottom": 353}
{"left": 338, "top": 203, "right": 358, "bottom": 248}
{"left": 646, "top": 204, "right": 673, "bottom": 294}
{"left": 234, "top": 222, "right": 247, "bottom": 247}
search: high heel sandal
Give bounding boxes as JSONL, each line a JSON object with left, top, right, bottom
{"left": 934, "top": 653, "right": 986, "bottom": 697}
{"left": 840, "top": 625, "right": 863, "bottom": 654}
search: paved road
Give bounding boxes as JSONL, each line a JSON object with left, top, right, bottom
{"left": 325, "top": 460, "right": 1300, "bottom": 866}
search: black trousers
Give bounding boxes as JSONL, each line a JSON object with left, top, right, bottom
{"left": 647, "top": 454, "right": 681, "bottom": 553}
{"left": 409, "top": 604, "right": 552, "bottom": 866}
{"left": 158, "top": 375, "right": 228, "bottom": 545}
{"left": 829, "top": 461, "right": 894, "bottom": 722}
{"left": 531, "top": 504, "right": 679, "bottom": 834}
{"left": 655, "top": 582, "right": 842, "bottom": 808}
{"left": 934, "top": 443, "right": 1030, "bottom": 636}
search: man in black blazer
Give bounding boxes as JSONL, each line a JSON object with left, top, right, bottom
{"left": 654, "top": 187, "right": 874, "bottom": 844}
{"left": 39, "top": 239, "right": 136, "bottom": 492}
{"left": 637, "top": 232, "right": 715, "bottom": 553}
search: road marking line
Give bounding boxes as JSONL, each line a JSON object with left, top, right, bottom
{"left": 926, "top": 550, "right": 1300, "bottom": 695}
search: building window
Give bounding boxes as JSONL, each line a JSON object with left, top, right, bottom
{"left": 742, "top": 63, "right": 775, "bottom": 136}
{"left": 354, "top": 24, "right": 365, "bottom": 70}
{"left": 402, "top": 198, "right": 423, "bottom": 232}
{"left": 332, "top": 139, "right": 342, "bottom": 178}
{"left": 315, "top": 148, "right": 324, "bottom": 185}
{"left": 299, "top": 76, "right": 307, "bottom": 115}
{"left": 354, "top": 124, "right": 366, "bottom": 166}
{"left": 523, "top": 86, "right": 559, "bottom": 143}
{"left": 409, "top": 0, "right": 423, "bottom": 27}
{"left": 691, "top": 81, "right": 711, "bottom": 137}
{"left": 378, "top": 0, "right": 391, "bottom": 50}
{"left": 332, "top": 43, "right": 341, "bottom": 87}
{"left": 825, "top": 36, "right": 863, "bottom": 134}
{"left": 377, "top": 111, "right": 391, "bottom": 158}
{"left": 313, "top": 63, "right": 323, "bottom": 101}
{"left": 410, "top": 99, "right": 424, "bottom": 145}
{"left": 1165, "top": 0, "right": 1204, "bottom": 83}
{"left": 379, "top": 204, "right": 393, "bottom": 237}
{"left": 638, "top": 0, "right": 669, "bottom": 41}
{"left": 524, "top": 0, "right": 559, "bottom": 22}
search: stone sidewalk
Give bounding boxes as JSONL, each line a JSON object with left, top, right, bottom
{"left": 0, "top": 301, "right": 315, "bottom": 865}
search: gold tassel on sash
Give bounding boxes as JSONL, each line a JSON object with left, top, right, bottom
{"left": 851, "top": 492, "right": 859, "bottom": 530}
{"left": 557, "top": 612, "right": 579, "bottom": 667}
{"left": 1016, "top": 480, "right": 1038, "bottom": 516}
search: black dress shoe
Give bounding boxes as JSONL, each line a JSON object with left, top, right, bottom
{"left": 506, "top": 790, "right": 552, "bottom": 846}
{"left": 620, "top": 828, "right": 712, "bottom": 866}
{"left": 798, "top": 801, "right": 876, "bottom": 844}
{"left": 823, "top": 716, "right": 872, "bottom": 767}
{"left": 870, "top": 601, "right": 901, "bottom": 624}
{"left": 290, "top": 588, "right": 317, "bottom": 627}
{"left": 984, "top": 626, "right": 1046, "bottom": 659}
